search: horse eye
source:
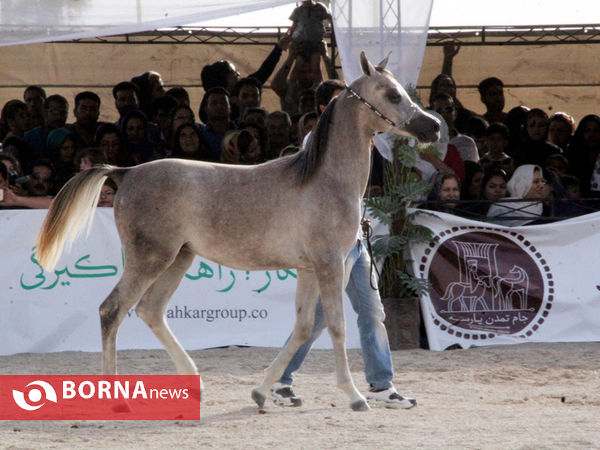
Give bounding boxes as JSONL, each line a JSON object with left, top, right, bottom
{"left": 386, "top": 89, "right": 402, "bottom": 104}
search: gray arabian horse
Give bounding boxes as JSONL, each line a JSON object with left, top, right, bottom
{"left": 36, "top": 52, "right": 440, "bottom": 411}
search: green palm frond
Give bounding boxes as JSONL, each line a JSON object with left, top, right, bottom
{"left": 371, "top": 234, "right": 408, "bottom": 259}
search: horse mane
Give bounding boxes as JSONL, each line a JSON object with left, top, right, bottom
{"left": 283, "top": 96, "right": 339, "bottom": 184}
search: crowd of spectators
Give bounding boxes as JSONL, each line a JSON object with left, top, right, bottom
{"left": 0, "top": 32, "right": 599, "bottom": 228}
{"left": 0, "top": 14, "right": 339, "bottom": 210}
{"left": 419, "top": 43, "right": 599, "bottom": 225}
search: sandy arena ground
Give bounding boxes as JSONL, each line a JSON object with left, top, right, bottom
{"left": 1, "top": 342, "right": 599, "bottom": 449}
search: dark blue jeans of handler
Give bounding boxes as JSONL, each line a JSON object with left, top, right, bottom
{"left": 279, "top": 240, "right": 394, "bottom": 390}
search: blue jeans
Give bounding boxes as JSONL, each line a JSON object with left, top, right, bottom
{"left": 279, "top": 240, "right": 394, "bottom": 390}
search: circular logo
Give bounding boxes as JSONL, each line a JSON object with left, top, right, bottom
{"left": 419, "top": 227, "right": 553, "bottom": 341}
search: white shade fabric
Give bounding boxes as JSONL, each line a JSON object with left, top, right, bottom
{"left": 0, "top": 0, "right": 296, "bottom": 47}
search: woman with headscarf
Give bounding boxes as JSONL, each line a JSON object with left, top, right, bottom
{"left": 425, "top": 172, "right": 461, "bottom": 214}
{"left": 171, "top": 123, "right": 211, "bottom": 161}
{"left": 46, "top": 127, "right": 77, "bottom": 190}
{"left": 567, "top": 114, "right": 600, "bottom": 197}
{"left": 121, "top": 109, "right": 162, "bottom": 164}
{"left": 487, "top": 164, "right": 546, "bottom": 226}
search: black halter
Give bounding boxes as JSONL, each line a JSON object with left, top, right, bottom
{"left": 345, "top": 84, "right": 418, "bottom": 128}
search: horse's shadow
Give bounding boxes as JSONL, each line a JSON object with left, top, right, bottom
{"left": 196, "top": 404, "right": 335, "bottom": 425}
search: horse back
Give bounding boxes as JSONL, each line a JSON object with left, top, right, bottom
{"left": 112, "top": 158, "right": 358, "bottom": 271}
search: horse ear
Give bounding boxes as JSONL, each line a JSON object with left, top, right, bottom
{"left": 360, "top": 51, "right": 376, "bottom": 76}
{"left": 375, "top": 51, "right": 391, "bottom": 71}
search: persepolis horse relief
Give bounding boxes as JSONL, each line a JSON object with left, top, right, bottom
{"left": 440, "top": 241, "right": 530, "bottom": 313}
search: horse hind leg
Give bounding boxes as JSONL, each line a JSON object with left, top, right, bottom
{"left": 134, "top": 246, "right": 197, "bottom": 375}
{"left": 251, "top": 269, "right": 320, "bottom": 409}
{"left": 99, "top": 241, "right": 182, "bottom": 375}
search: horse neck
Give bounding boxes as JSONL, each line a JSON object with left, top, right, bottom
{"left": 321, "top": 93, "right": 374, "bottom": 197}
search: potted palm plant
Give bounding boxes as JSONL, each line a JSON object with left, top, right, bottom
{"left": 367, "top": 136, "right": 437, "bottom": 349}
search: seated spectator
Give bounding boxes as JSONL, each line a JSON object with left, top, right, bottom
{"left": 425, "top": 172, "right": 461, "bottom": 213}
{"left": 122, "top": 109, "right": 161, "bottom": 164}
{"left": 548, "top": 112, "right": 575, "bottom": 152}
{"left": 487, "top": 164, "right": 546, "bottom": 226}
{"left": 266, "top": 111, "right": 293, "bottom": 160}
{"left": 239, "top": 123, "right": 267, "bottom": 164}
{"left": 152, "top": 95, "right": 178, "bottom": 141}
{"left": 555, "top": 174, "right": 591, "bottom": 218}
{"left": 199, "top": 87, "right": 236, "bottom": 161}
{"left": 165, "top": 86, "right": 190, "bottom": 106}
{"left": 513, "top": 108, "right": 562, "bottom": 167}
{"left": 234, "top": 77, "right": 263, "bottom": 119}
{"left": 478, "top": 77, "right": 507, "bottom": 124}
{"left": 171, "top": 123, "right": 211, "bottom": 161}
{"left": 463, "top": 115, "right": 489, "bottom": 157}
{"left": 2, "top": 99, "right": 33, "bottom": 173}
{"left": 431, "top": 92, "right": 478, "bottom": 162}
{"left": 566, "top": 114, "right": 600, "bottom": 197}
{"left": 479, "top": 122, "right": 515, "bottom": 175}
{"left": 46, "top": 128, "right": 77, "bottom": 190}
{"left": 23, "top": 85, "right": 46, "bottom": 130}
{"left": 461, "top": 161, "right": 484, "bottom": 201}
{"left": 98, "top": 179, "right": 117, "bottom": 207}
{"left": 221, "top": 128, "right": 264, "bottom": 164}
{"left": 66, "top": 91, "right": 104, "bottom": 150}
{"left": 0, "top": 159, "right": 56, "bottom": 209}
{"left": 25, "top": 94, "right": 69, "bottom": 160}
{"left": 241, "top": 107, "right": 269, "bottom": 130}
{"left": 113, "top": 81, "right": 140, "bottom": 126}
{"left": 480, "top": 167, "right": 509, "bottom": 215}
{"left": 75, "top": 147, "right": 108, "bottom": 171}
{"left": 0, "top": 163, "right": 11, "bottom": 208}
{"left": 544, "top": 153, "right": 569, "bottom": 179}
{"left": 562, "top": 175, "right": 581, "bottom": 200}
{"left": 298, "top": 111, "right": 318, "bottom": 144}
{"left": 168, "top": 104, "right": 196, "bottom": 149}
{"left": 95, "top": 123, "right": 125, "bottom": 166}
{"left": 171, "top": 104, "right": 196, "bottom": 130}
{"left": 0, "top": 153, "right": 22, "bottom": 182}
{"left": 131, "top": 71, "right": 166, "bottom": 119}
{"left": 503, "top": 105, "right": 530, "bottom": 156}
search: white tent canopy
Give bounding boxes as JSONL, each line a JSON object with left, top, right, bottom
{"left": 0, "top": 0, "right": 296, "bottom": 47}
{"left": 1, "top": 0, "right": 432, "bottom": 90}
{"left": 2, "top": 0, "right": 599, "bottom": 50}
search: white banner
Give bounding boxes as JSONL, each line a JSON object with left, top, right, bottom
{"left": 410, "top": 209, "right": 600, "bottom": 351}
{"left": 0, "top": 209, "right": 361, "bottom": 356}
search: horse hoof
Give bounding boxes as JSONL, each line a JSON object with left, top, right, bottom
{"left": 350, "top": 399, "right": 370, "bottom": 412}
{"left": 251, "top": 389, "right": 266, "bottom": 409}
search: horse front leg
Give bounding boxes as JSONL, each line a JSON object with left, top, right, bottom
{"left": 318, "top": 263, "right": 369, "bottom": 412}
{"left": 251, "top": 269, "right": 319, "bottom": 408}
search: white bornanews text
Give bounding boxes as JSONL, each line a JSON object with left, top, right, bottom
{"left": 62, "top": 380, "right": 189, "bottom": 400}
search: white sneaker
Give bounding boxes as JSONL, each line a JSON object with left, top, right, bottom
{"left": 366, "top": 387, "right": 416, "bottom": 409}
{"left": 271, "top": 382, "right": 302, "bottom": 407}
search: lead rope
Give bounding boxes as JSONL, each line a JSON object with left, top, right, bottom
{"left": 361, "top": 141, "right": 381, "bottom": 291}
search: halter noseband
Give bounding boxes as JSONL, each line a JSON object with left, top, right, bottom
{"left": 345, "top": 84, "right": 418, "bottom": 128}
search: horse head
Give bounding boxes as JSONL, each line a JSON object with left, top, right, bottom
{"left": 352, "top": 51, "right": 440, "bottom": 143}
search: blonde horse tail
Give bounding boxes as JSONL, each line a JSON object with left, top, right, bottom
{"left": 36, "top": 165, "right": 128, "bottom": 271}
